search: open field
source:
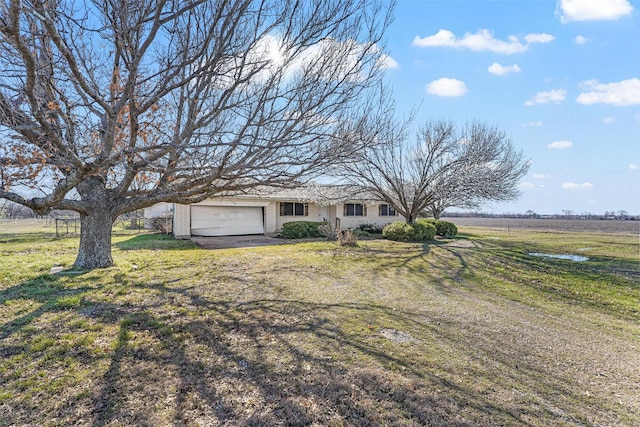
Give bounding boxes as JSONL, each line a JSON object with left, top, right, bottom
{"left": 0, "top": 220, "right": 639, "bottom": 426}
{"left": 447, "top": 217, "right": 640, "bottom": 235}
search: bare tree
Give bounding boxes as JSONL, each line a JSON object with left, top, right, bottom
{"left": 338, "top": 119, "right": 529, "bottom": 223}
{"left": 0, "top": 0, "right": 394, "bottom": 269}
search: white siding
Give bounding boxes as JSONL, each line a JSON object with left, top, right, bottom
{"left": 337, "top": 203, "right": 399, "bottom": 230}
{"left": 275, "top": 202, "right": 320, "bottom": 231}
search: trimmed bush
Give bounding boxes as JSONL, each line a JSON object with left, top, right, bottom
{"left": 357, "top": 223, "right": 384, "bottom": 234}
{"left": 382, "top": 221, "right": 436, "bottom": 242}
{"left": 419, "top": 219, "right": 458, "bottom": 238}
{"left": 280, "top": 221, "right": 326, "bottom": 239}
{"left": 414, "top": 220, "right": 437, "bottom": 241}
{"left": 436, "top": 220, "right": 458, "bottom": 238}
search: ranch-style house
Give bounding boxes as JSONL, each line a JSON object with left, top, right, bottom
{"left": 144, "top": 186, "right": 399, "bottom": 239}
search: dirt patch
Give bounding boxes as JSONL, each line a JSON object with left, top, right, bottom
{"left": 444, "top": 239, "right": 477, "bottom": 248}
{"left": 379, "top": 328, "right": 419, "bottom": 343}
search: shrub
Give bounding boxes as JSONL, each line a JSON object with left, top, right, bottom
{"left": 150, "top": 217, "right": 173, "bottom": 234}
{"left": 280, "top": 221, "right": 325, "bottom": 239}
{"left": 414, "top": 220, "right": 437, "bottom": 240}
{"left": 382, "top": 221, "right": 436, "bottom": 242}
{"left": 419, "top": 219, "right": 458, "bottom": 238}
{"left": 436, "top": 220, "right": 458, "bottom": 238}
{"left": 357, "top": 223, "right": 384, "bottom": 234}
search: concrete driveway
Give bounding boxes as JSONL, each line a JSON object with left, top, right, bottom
{"left": 191, "top": 234, "right": 286, "bottom": 249}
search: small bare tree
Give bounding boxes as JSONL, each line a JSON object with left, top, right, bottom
{"left": 0, "top": 0, "right": 394, "bottom": 269}
{"left": 338, "top": 119, "right": 529, "bottom": 223}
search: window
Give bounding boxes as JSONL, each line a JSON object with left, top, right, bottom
{"left": 280, "top": 202, "right": 308, "bottom": 216}
{"left": 343, "top": 203, "right": 366, "bottom": 216}
{"left": 379, "top": 204, "right": 397, "bottom": 216}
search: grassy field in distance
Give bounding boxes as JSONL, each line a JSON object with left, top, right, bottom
{"left": 0, "top": 219, "right": 638, "bottom": 426}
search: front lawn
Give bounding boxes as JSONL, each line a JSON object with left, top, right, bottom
{"left": 1, "top": 221, "right": 638, "bottom": 426}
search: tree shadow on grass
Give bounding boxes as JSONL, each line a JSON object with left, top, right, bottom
{"left": 2, "top": 242, "right": 635, "bottom": 426}
{"left": 0, "top": 272, "right": 93, "bottom": 340}
{"left": 78, "top": 277, "right": 599, "bottom": 427}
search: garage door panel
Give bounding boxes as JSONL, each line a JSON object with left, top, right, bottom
{"left": 191, "top": 206, "right": 264, "bottom": 236}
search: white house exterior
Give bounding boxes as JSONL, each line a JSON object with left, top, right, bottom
{"left": 143, "top": 202, "right": 173, "bottom": 228}
{"left": 145, "top": 186, "right": 400, "bottom": 239}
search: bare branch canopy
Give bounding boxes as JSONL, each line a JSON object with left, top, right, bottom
{"left": 336, "top": 118, "right": 530, "bottom": 222}
{"left": 0, "top": 0, "right": 395, "bottom": 268}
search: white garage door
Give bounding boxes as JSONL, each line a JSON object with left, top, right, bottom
{"left": 191, "top": 206, "right": 264, "bottom": 236}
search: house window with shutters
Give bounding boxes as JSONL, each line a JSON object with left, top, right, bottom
{"left": 280, "top": 202, "right": 308, "bottom": 216}
{"left": 379, "top": 204, "right": 397, "bottom": 216}
{"left": 343, "top": 203, "right": 366, "bottom": 216}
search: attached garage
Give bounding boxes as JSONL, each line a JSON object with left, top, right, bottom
{"left": 190, "top": 205, "right": 264, "bottom": 236}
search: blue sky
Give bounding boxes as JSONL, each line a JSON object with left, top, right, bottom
{"left": 382, "top": 0, "right": 639, "bottom": 215}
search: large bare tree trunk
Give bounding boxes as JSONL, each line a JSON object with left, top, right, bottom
{"left": 73, "top": 177, "right": 116, "bottom": 270}
{"left": 74, "top": 211, "right": 115, "bottom": 270}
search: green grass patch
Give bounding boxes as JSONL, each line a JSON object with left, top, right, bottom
{"left": 0, "top": 220, "right": 638, "bottom": 426}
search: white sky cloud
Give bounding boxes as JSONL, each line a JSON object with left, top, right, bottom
{"left": 525, "top": 89, "right": 567, "bottom": 106}
{"left": 412, "top": 29, "right": 554, "bottom": 54}
{"left": 426, "top": 78, "right": 467, "bottom": 97}
{"left": 532, "top": 173, "right": 546, "bottom": 179}
{"left": 548, "top": 140, "right": 573, "bottom": 149}
{"left": 519, "top": 182, "right": 534, "bottom": 189}
{"left": 524, "top": 33, "right": 555, "bottom": 44}
{"left": 603, "top": 117, "right": 615, "bottom": 124}
{"left": 523, "top": 120, "right": 543, "bottom": 127}
{"left": 488, "top": 63, "right": 521, "bottom": 76}
{"left": 563, "top": 182, "right": 593, "bottom": 190}
{"left": 557, "top": 0, "right": 633, "bottom": 23}
{"left": 629, "top": 164, "right": 639, "bottom": 170}
{"left": 576, "top": 78, "right": 640, "bottom": 106}
{"left": 574, "top": 35, "right": 588, "bottom": 44}
{"left": 378, "top": 54, "right": 399, "bottom": 70}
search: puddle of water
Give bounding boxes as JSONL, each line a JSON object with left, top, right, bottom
{"left": 529, "top": 252, "right": 589, "bottom": 262}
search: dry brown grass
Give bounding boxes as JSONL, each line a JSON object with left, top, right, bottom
{"left": 0, "top": 222, "right": 639, "bottom": 426}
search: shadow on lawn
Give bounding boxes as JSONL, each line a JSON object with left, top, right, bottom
{"left": 0, "top": 273, "right": 92, "bottom": 340}
{"left": 81, "top": 280, "right": 593, "bottom": 426}
{"left": 2, "top": 240, "right": 631, "bottom": 425}
{"left": 0, "top": 274, "right": 528, "bottom": 425}
{"left": 86, "top": 301, "right": 501, "bottom": 425}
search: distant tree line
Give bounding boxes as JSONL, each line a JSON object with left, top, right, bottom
{"left": 442, "top": 211, "right": 638, "bottom": 221}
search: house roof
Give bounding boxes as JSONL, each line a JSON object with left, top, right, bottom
{"left": 231, "top": 184, "right": 381, "bottom": 205}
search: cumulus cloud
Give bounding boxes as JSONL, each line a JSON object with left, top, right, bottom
{"left": 576, "top": 78, "right": 640, "bottom": 106}
{"left": 378, "top": 54, "right": 399, "bottom": 70}
{"left": 524, "top": 121, "right": 543, "bottom": 127}
{"left": 562, "top": 182, "right": 593, "bottom": 190}
{"left": 548, "top": 140, "right": 573, "bottom": 149}
{"left": 525, "top": 89, "right": 567, "bottom": 106}
{"left": 629, "top": 164, "right": 639, "bottom": 170}
{"left": 557, "top": 0, "right": 633, "bottom": 23}
{"left": 412, "top": 29, "right": 554, "bottom": 55}
{"left": 574, "top": 35, "right": 588, "bottom": 44}
{"left": 488, "top": 63, "right": 521, "bottom": 76}
{"left": 426, "top": 78, "right": 467, "bottom": 97}
{"left": 532, "top": 173, "right": 546, "bottom": 179}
